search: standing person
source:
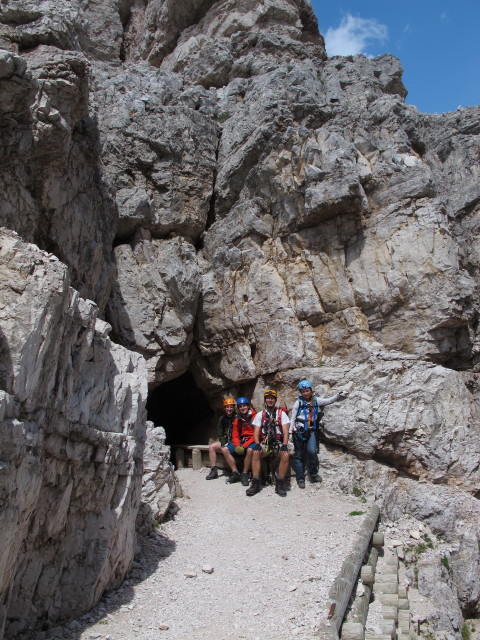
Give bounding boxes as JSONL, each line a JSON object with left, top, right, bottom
{"left": 206, "top": 397, "right": 236, "bottom": 480}
{"left": 290, "top": 379, "right": 348, "bottom": 488}
{"left": 246, "top": 389, "right": 290, "bottom": 498}
{"left": 223, "top": 397, "right": 257, "bottom": 485}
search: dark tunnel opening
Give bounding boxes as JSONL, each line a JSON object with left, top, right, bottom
{"left": 146, "top": 371, "right": 214, "bottom": 448}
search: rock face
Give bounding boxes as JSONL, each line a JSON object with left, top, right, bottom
{"left": 0, "top": 0, "right": 479, "bottom": 637}
{"left": 0, "top": 230, "right": 147, "bottom": 637}
{"left": 137, "top": 422, "right": 175, "bottom": 532}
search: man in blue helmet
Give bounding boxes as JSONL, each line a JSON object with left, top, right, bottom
{"left": 290, "top": 380, "right": 348, "bottom": 488}
{"left": 223, "top": 397, "right": 256, "bottom": 485}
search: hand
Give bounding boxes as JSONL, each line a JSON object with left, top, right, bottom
{"left": 338, "top": 390, "right": 349, "bottom": 399}
{"left": 235, "top": 446, "right": 245, "bottom": 454}
{"left": 280, "top": 444, "right": 288, "bottom": 452}
{"left": 253, "top": 443, "right": 262, "bottom": 451}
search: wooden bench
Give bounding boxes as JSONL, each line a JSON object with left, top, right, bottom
{"left": 172, "top": 444, "right": 218, "bottom": 471}
{"left": 172, "top": 444, "right": 295, "bottom": 480}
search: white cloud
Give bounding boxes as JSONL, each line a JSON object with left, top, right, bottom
{"left": 325, "top": 14, "right": 388, "bottom": 57}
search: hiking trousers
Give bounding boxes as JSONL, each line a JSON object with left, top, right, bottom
{"left": 292, "top": 430, "right": 318, "bottom": 481}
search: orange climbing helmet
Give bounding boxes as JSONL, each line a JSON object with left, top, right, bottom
{"left": 223, "top": 397, "right": 236, "bottom": 407}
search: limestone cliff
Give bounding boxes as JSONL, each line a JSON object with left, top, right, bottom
{"left": 0, "top": 0, "right": 479, "bottom": 637}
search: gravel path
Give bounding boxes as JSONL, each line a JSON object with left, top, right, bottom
{"left": 30, "top": 469, "right": 371, "bottom": 640}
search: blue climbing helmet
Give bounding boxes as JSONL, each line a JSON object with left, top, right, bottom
{"left": 298, "top": 379, "right": 312, "bottom": 391}
{"left": 236, "top": 396, "right": 249, "bottom": 405}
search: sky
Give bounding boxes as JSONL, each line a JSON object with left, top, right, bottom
{"left": 310, "top": 1, "right": 480, "bottom": 114}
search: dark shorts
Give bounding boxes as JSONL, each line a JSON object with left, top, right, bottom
{"left": 224, "top": 442, "right": 256, "bottom": 454}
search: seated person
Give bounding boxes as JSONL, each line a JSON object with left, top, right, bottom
{"left": 223, "top": 397, "right": 256, "bottom": 486}
{"left": 206, "top": 397, "right": 236, "bottom": 480}
{"left": 246, "top": 389, "right": 291, "bottom": 497}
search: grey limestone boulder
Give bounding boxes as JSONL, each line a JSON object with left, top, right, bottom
{"left": 0, "top": 230, "right": 148, "bottom": 636}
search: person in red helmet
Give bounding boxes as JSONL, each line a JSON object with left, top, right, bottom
{"left": 246, "top": 389, "right": 291, "bottom": 497}
{"left": 223, "top": 397, "right": 257, "bottom": 485}
{"left": 206, "top": 397, "right": 236, "bottom": 480}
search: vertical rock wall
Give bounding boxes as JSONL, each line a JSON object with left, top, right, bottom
{"left": 0, "top": 230, "right": 147, "bottom": 637}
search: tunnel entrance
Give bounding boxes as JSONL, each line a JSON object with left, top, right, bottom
{"left": 146, "top": 371, "right": 214, "bottom": 448}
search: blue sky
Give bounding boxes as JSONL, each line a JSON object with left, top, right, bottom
{"left": 310, "top": 1, "right": 480, "bottom": 114}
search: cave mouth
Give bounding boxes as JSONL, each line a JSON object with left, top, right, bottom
{"left": 146, "top": 371, "right": 214, "bottom": 447}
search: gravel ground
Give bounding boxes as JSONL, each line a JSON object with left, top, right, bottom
{"left": 25, "top": 468, "right": 371, "bottom": 640}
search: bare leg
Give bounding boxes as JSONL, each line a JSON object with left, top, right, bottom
{"left": 222, "top": 446, "right": 239, "bottom": 473}
{"left": 208, "top": 441, "right": 223, "bottom": 467}
{"left": 244, "top": 448, "right": 253, "bottom": 473}
{"left": 251, "top": 450, "right": 266, "bottom": 476}
{"left": 278, "top": 451, "right": 290, "bottom": 478}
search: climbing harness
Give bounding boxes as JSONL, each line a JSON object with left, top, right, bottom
{"left": 294, "top": 396, "right": 324, "bottom": 441}
{"left": 260, "top": 408, "right": 283, "bottom": 454}
{"left": 237, "top": 410, "right": 255, "bottom": 446}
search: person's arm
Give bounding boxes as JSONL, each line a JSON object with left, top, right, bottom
{"left": 252, "top": 414, "right": 262, "bottom": 449}
{"left": 289, "top": 399, "right": 299, "bottom": 433}
{"left": 232, "top": 418, "right": 240, "bottom": 448}
{"left": 281, "top": 412, "right": 289, "bottom": 445}
{"left": 218, "top": 416, "right": 227, "bottom": 446}
{"left": 317, "top": 391, "right": 349, "bottom": 406}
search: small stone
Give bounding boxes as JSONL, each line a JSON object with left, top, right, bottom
{"left": 185, "top": 572, "right": 197, "bottom": 578}
{"left": 289, "top": 585, "right": 297, "bottom": 591}
{"left": 409, "top": 531, "right": 421, "bottom": 540}
{"left": 202, "top": 565, "right": 214, "bottom": 574}
{"left": 281, "top": 554, "right": 289, "bottom": 560}
{"left": 158, "top": 624, "right": 169, "bottom": 630}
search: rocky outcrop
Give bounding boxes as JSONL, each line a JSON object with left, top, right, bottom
{"left": 0, "top": 0, "right": 479, "bottom": 637}
{"left": 0, "top": 45, "right": 118, "bottom": 310}
{"left": 319, "top": 443, "right": 480, "bottom": 632}
{"left": 137, "top": 422, "right": 175, "bottom": 532}
{"left": 0, "top": 230, "right": 147, "bottom": 637}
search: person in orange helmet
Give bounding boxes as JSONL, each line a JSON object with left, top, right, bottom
{"left": 206, "top": 397, "right": 236, "bottom": 480}
{"left": 223, "top": 397, "right": 257, "bottom": 485}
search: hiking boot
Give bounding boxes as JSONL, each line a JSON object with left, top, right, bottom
{"left": 309, "top": 474, "right": 322, "bottom": 483}
{"left": 275, "top": 478, "right": 287, "bottom": 497}
{"left": 297, "top": 480, "right": 306, "bottom": 489}
{"left": 240, "top": 472, "right": 250, "bottom": 486}
{"left": 226, "top": 471, "right": 241, "bottom": 484}
{"left": 246, "top": 478, "right": 261, "bottom": 496}
{"left": 206, "top": 467, "right": 218, "bottom": 480}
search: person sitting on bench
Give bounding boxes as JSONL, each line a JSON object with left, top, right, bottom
{"left": 206, "top": 397, "right": 236, "bottom": 480}
{"left": 223, "top": 397, "right": 257, "bottom": 485}
{"left": 246, "top": 389, "right": 290, "bottom": 498}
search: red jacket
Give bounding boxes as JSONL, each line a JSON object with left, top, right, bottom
{"left": 232, "top": 409, "right": 257, "bottom": 448}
